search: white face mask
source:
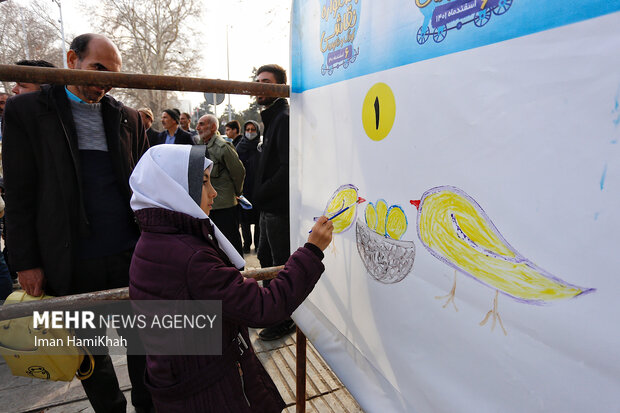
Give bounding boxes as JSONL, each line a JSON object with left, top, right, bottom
{"left": 245, "top": 131, "right": 258, "bottom": 140}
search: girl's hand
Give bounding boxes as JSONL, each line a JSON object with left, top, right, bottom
{"left": 308, "top": 216, "right": 334, "bottom": 251}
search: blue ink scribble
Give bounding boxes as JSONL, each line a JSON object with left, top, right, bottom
{"left": 614, "top": 85, "right": 620, "bottom": 127}
{"left": 594, "top": 212, "right": 599, "bottom": 221}
{"left": 600, "top": 164, "right": 608, "bottom": 190}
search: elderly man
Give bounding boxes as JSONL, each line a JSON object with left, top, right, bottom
{"left": 196, "top": 114, "right": 245, "bottom": 255}
{"left": 138, "top": 107, "right": 160, "bottom": 147}
{"left": 2, "top": 33, "right": 152, "bottom": 412}
{"left": 11, "top": 60, "right": 56, "bottom": 95}
{"left": 157, "top": 108, "right": 193, "bottom": 145}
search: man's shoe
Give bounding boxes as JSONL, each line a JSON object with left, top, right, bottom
{"left": 259, "top": 320, "right": 296, "bottom": 341}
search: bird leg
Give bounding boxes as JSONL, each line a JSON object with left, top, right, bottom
{"left": 435, "top": 270, "right": 458, "bottom": 311}
{"left": 479, "top": 290, "right": 507, "bottom": 335}
{"left": 330, "top": 240, "right": 338, "bottom": 256}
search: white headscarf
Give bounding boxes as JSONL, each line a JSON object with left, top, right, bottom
{"left": 130, "top": 144, "right": 245, "bottom": 269}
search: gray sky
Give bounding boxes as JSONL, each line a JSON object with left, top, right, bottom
{"left": 47, "top": 0, "right": 291, "bottom": 112}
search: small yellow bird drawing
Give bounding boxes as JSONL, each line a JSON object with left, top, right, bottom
{"left": 322, "top": 184, "right": 364, "bottom": 233}
{"left": 410, "top": 186, "right": 595, "bottom": 334}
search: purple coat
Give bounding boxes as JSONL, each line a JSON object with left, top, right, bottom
{"left": 129, "top": 208, "right": 325, "bottom": 412}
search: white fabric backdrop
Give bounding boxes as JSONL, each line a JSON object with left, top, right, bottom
{"left": 290, "top": 2, "right": 620, "bottom": 411}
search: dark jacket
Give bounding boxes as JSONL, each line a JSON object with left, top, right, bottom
{"left": 236, "top": 121, "right": 261, "bottom": 222}
{"left": 146, "top": 127, "right": 160, "bottom": 147}
{"left": 129, "top": 208, "right": 325, "bottom": 412}
{"left": 156, "top": 127, "right": 194, "bottom": 145}
{"left": 254, "top": 98, "right": 289, "bottom": 214}
{"left": 1, "top": 84, "right": 149, "bottom": 295}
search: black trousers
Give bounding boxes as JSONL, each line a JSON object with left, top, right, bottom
{"left": 257, "top": 211, "right": 290, "bottom": 269}
{"left": 258, "top": 211, "right": 290, "bottom": 293}
{"left": 73, "top": 250, "right": 152, "bottom": 413}
{"left": 209, "top": 206, "right": 244, "bottom": 257}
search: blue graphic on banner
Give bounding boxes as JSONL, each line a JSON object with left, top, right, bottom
{"left": 291, "top": 0, "right": 620, "bottom": 93}
{"left": 417, "top": 0, "right": 513, "bottom": 44}
{"left": 319, "top": 0, "right": 361, "bottom": 76}
{"left": 325, "top": 45, "right": 359, "bottom": 72}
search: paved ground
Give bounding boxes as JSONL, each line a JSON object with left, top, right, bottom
{"left": 0, "top": 252, "right": 363, "bottom": 412}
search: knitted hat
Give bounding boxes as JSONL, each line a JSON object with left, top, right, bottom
{"left": 163, "top": 108, "right": 180, "bottom": 124}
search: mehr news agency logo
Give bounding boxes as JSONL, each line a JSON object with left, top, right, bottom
{"left": 32, "top": 309, "right": 218, "bottom": 348}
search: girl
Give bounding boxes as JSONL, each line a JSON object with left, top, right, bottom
{"left": 128, "top": 144, "right": 333, "bottom": 412}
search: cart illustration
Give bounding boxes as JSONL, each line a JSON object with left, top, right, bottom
{"left": 416, "top": 0, "right": 513, "bottom": 45}
{"left": 321, "top": 45, "right": 360, "bottom": 76}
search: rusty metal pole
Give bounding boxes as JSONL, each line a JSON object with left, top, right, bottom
{"left": 296, "top": 327, "right": 307, "bottom": 413}
{"left": 0, "top": 65, "right": 290, "bottom": 97}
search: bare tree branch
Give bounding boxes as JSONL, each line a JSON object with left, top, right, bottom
{"left": 0, "top": 1, "right": 64, "bottom": 93}
{"left": 83, "top": 0, "right": 202, "bottom": 123}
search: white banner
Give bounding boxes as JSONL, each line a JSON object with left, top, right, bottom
{"left": 290, "top": 1, "right": 620, "bottom": 411}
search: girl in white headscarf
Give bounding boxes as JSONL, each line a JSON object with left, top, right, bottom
{"left": 128, "top": 144, "right": 333, "bottom": 412}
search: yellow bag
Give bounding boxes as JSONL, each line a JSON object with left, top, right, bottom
{"left": 0, "top": 291, "right": 94, "bottom": 381}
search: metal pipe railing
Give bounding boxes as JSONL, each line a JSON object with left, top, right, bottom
{"left": 0, "top": 65, "right": 290, "bottom": 97}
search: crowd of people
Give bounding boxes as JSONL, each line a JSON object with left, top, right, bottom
{"left": 0, "top": 32, "right": 334, "bottom": 412}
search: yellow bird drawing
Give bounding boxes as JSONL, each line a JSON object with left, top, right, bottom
{"left": 322, "top": 184, "right": 363, "bottom": 233}
{"left": 410, "top": 186, "right": 595, "bottom": 334}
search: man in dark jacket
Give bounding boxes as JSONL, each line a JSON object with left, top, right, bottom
{"left": 157, "top": 108, "right": 193, "bottom": 145}
{"left": 225, "top": 119, "right": 243, "bottom": 146}
{"left": 179, "top": 111, "right": 198, "bottom": 141}
{"left": 2, "top": 33, "right": 152, "bottom": 413}
{"left": 253, "top": 64, "right": 297, "bottom": 341}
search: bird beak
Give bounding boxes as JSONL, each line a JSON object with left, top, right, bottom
{"left": 357, "top": 197, "right": 366, "bottom": 204}
{"left": 410, "top": 200, "right": 420, "bottom": 210}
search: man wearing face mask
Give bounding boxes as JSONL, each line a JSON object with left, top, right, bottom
{"left": 2, "top": 33, "right": 152, "bottom": 412}
{"left": 236, "top": 120, "right": 262, "bottom": 253}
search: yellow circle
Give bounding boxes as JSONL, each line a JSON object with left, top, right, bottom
{"left": 362, "top": 83, "right": 396, "bottom": 141}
